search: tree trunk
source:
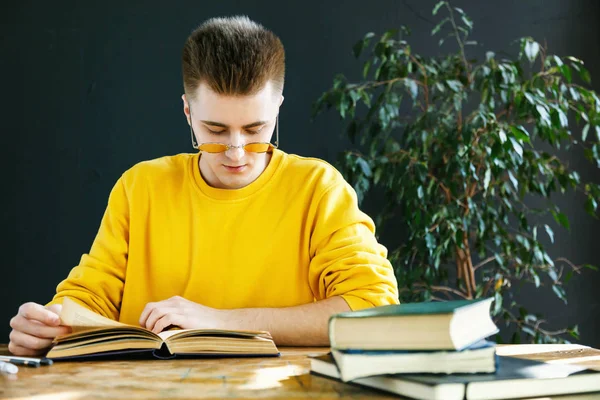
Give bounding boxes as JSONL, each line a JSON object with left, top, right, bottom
{"left": 456, "top": 232, "right": 476, "bottom": 299}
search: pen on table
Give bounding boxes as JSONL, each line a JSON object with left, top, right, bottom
{"left": 0, "top": 355, "right": 53, "bottom": 367}
{"left": 0, "top": 361, "right": 18, "bottom": 374}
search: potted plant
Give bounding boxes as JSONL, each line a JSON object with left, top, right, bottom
{"left": 313, "top": 1, "right": 599, "bottom": 343}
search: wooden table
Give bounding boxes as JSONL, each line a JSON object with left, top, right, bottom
{"left": 1, "top": 344, "right": 600, "bottom": 400}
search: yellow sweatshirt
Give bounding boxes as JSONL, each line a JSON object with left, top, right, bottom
{"left": 49, "top": 149, "right": 399, "bottom": 324}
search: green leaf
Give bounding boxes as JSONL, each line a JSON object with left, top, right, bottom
{"left": 499, "top": 129, "right": 507, "bottom": 143}
{"left": 521, "top": 327, "right": 536, "bottom": 337}
{"left": 585, "top": 196, "right": 598, "bottom": 216}
{"left": 582, "top": 124, "right": 590, "bottom": 142}
{"left": 353, "top": 32, "right": 375, "bottom": 58}
{"left": 569, "top": 325, "right": 580, "bottom": 340}
{"left": 405, "top": 78, "right": 419, "bottom": 100}
{"left": 583, "top": 264, "right": 599, "bottom": 271}
{"left": 564, "top": 270, "right": 574, "bottom": 284}
{"left": 510, "top": 137, "right": 523, "bottom": 157}
{"left": 508, "top": 171, "right": 519, "bottom": 190}
{"left": 544, "top": 224, "right": 554, "bottom": 243}
{"left": 566, "top": 56, "right": 584, "bottom": 64}
{"left": 510, "top": 332, "right": 521, "bottom": 344}
{"left": 551, "top": 210, "right": 571, "bottom": 230}
{"left": 425, "top": 232, "right": 436, "bottom": 249}
{"left": 347, "top": 120, "right": 359, "bottom": 143}
{"left": 578, "top": 66, "right": 592, "bottom": 84}
{"left": 552, "top": 55, "right": 564, "bottom": 67}
{"left": 510, "top": 125, "right": 531, "bottom": 143}
{"left": 417, "top": 186, "right": 424, "bottom": 199}
{"left": 484, "top": 168, "right": 491, "bottom": 190}
{"left": 381, "top": 29, "right": 398, "bottom": 42}
{"left": 558, "top": 109, "right": 568, "bottom": 128}
{"left": 374, "top": 168, "right": 383, "bottom": 184}
{"left": 524, "top": 40, "right": 540, "bottom": 63}
{"left": 362, "top": 59, "right": 372, "bottom": 79}
{"left": 446, "top": 80, "right": 463, "bottom": 92}
{"left": 493, "top": 292, "right": 503, "bottom": 315}
{"left": 552, "top": 285, "right": 568, "bottom": 304}
{"left": 432, "top": 1, "right": 446, "bottom": 15}
{"left": 431, "top": 17, "right": 449, "bottom": 36}
{"left": 359, "top": 89, "right": 372, "bottom": 108}
{"left": 533, "top": 272, "right": 541, "bottom": 288}
{"left": 461, "top": 15, "right": 473, "bottom": 30}
{"left": 560, "top": 65, "right": 572, "bottom": 83}
{"left": 356, "top": 157, "right": 372, "bottom": 177}
{"left": 535, "top": 105, "right": 550, "bottom": 126}
{"left": 569, "top": 87, "right": 580, "bottom": 102}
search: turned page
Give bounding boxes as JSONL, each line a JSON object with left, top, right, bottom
{"left": 60, "top": 297, "right": 128, "bottom": 332}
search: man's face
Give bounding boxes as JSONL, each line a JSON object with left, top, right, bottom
{"left": 183, "top": 82, "right": 283, "bottom": 190}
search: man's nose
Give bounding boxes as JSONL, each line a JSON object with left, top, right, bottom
{"left": 225, "top": 133, "right": 245, "bottom": 161}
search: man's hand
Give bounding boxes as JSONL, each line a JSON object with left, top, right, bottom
{"left": 138, "top": 295, "right": 351, "bottom": 345}
{"left": 139, "top": 296, "right": 226, "bottom": 334}
{"left": 8, "top": 303, "right": 71, "bottom": 356}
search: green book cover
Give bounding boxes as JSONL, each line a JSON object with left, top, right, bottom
{"left": 333, "top": 298, "right": 493, "bottom": 319}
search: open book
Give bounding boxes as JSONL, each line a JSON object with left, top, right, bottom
{"left": 46, "top": 298, "right": 279, "bottom": 360}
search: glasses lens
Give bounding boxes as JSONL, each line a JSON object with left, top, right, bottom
{"left": 243, "top": 143, "right": 272, "bottom": 153}
{"left": 198, "top": 143, "right": 228, "bottom": 153}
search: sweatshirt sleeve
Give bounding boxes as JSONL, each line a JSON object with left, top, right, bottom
{"left": 308, "top": 180, "right": 399, "bottom": 311}
{"left": 46, "top": 176, "right": 129, "bottom": 320}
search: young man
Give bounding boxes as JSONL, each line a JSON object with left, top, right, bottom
{"left": 8, "top": 16, "right": 399, "bottom": 356}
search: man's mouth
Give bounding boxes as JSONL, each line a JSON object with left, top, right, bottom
{"left": 224, "top": 165, "right": 247, "bottom": 173}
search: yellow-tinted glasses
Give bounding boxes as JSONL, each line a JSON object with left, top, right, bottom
{"left": 189, "top": 116, "right": 279, "bottom": 153}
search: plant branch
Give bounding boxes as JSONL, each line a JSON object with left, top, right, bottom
{"left": 445, "top": 3, "right": 471, "bottom": 84}
{"left": 474, "top": 255, "right": 503, "bottom": 271}
{"left": 413, "top": 283, "right": 469, "bottom": 299}
{"left": 410, "top": 55, "right": 430, "bottom": 110}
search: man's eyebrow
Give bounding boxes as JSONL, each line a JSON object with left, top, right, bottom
{"left": 200, "top": 120, "right": 269, "bottom": 129}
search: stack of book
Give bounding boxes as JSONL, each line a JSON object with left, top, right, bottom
{"left": 311, "top": 298, "right": 600, "bottom": 400}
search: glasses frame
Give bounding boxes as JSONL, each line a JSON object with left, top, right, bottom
{"left": 189, "top": 112, "right": 279, "bottom": 154}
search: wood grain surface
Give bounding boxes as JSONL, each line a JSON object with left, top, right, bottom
{"left": 1, "top": 344, "right": 599, "bottom": 399}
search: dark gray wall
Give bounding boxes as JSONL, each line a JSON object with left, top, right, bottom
{"left": 2, "top": 1, "right": 599, "bottom": 347}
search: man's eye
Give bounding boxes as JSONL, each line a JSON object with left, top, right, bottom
{"left": 207, "top": 129, "right": 226, "bottom": 134}
{"left": 246, "top": 127, "right": 265, "bottom": 135}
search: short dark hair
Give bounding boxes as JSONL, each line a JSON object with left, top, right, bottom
{"left": 182, "top": 16, "right": 285, "bottom": 98}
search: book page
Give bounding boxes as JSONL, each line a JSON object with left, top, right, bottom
{"left": 157, "top": 328, "right": 273, "bottom": 341}
{"left": 60, "top": 297, "right": 128, "bottom": 331}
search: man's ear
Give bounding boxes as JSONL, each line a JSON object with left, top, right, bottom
{"left": 279, "top": 95, "right": 284, "bottom": 107}
{"left": 182, "top": 94, "right": 191, "bottom": 124}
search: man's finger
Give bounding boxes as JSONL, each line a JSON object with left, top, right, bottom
{"left": 138, "top": 301, "right": 158, "bottom": 328}
{"left": 9, "top": 330, "right": 53, "bottom": 351}
{"left": 18, "top": 303, "right": 60, "bottom": 326}
{"left": 153, "top": 314, "right": 184, "bottom": 334}
{"left": 145, "top": 307, "right": 176, "bottom": 332}
{"left": 46, "top": 304, "right": 63, "bottom": 317}
{"left": 8, "top": 342, "right": 46, "bottom": 357}
{"left": 10, "top": 315, "right": 71, "bottom": 338}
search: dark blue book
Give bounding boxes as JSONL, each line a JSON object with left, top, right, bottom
{"left": 332, "top": 340, "right": 497, "bottom": 381}
{"left": 311, "top": 353, "right": 600, "bottom": 400}
{"left": 329, "top": 298, "right": 499, "bottom": 351}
